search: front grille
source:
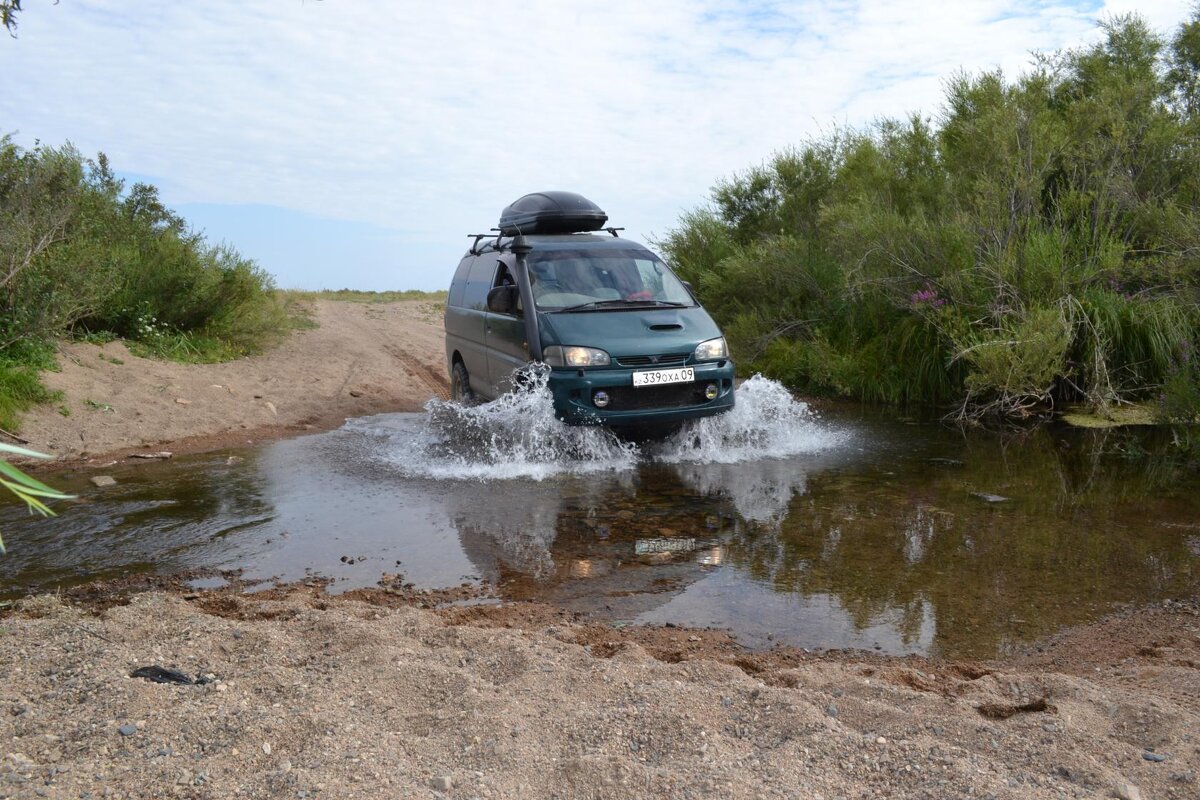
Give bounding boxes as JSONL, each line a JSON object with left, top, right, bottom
{"left": 616, "top": 353, "right": 690, "bottom": 368}
{"left": 604, "top": 382, "right": 711, "bottom": 410}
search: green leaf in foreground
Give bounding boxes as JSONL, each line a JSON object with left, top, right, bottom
{"left": 0, "top": 442, "right": 73, "bottom": 554}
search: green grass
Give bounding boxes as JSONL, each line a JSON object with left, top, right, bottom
{"left": 74, "top": 330, "right": 119, "bottom": 345}
{"left": 125, "top": 331, "right": 244, "bottom": 364}
{"left": 0, "top": 342, "right": 62, "bottom": 431}
{"left": 0, "top": 367, "right": 60, "bottom": 432}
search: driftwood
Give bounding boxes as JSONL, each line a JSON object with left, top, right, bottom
{"left": 0, "top": 426, "right": 31, "bottom": 445}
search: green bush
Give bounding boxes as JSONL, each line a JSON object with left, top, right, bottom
{"left": 0, "top": 138, "right": 289, "bottom": 425}
{"left": 660, "top": 11, "right": 1200, "bottom": 420}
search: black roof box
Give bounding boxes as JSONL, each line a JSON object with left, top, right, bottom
{"left": 498, "top": 191, "right": 608, "bottom": 236}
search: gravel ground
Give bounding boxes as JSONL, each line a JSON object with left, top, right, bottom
{"left": 2, "top": 588, "right": 1197, "bottom": 799}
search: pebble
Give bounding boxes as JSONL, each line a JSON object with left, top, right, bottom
{"left": 117, "top": 724, "right": 136, "bottom": 737}
{"left": 825, "top": 704, "right": 838, "bottom": 718}
{"left": 262, "top": 743, "right": 272, "bottom": 755}
{"left": 1142, "top": 751, "right": 1167, "bottom": 762}
{"left": 430, "top": 776, "right": 453, "bottom": 791}
{"left": 1114, "top": 782, "right": 1142, "bottom": 800}
{"left": 875, "top": 736, "right": 887, "bottom": 745}
{"left": 90, "top": 476, "right": 117, "bottom": 488}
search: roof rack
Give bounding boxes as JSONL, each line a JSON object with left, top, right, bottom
{"left": 466, "top": 230, "right": 507, "bottom": 256}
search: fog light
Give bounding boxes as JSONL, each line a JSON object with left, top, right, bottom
{"left": 593, "top": 390, "right": 610, "bottom": 408}
{"left": 704, "top": 383, "right": 719, "bottom": 400}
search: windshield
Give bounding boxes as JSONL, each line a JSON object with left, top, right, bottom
{"left": 528, "top": 249, "right": 694, "bottom": 311}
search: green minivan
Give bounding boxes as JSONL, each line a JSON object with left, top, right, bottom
{"left": 444, "top": 192, "right": 735, "bottom": 435}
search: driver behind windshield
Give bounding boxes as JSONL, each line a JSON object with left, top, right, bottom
{"left": 529, "top": 254, "right": 691, "bottom": 308}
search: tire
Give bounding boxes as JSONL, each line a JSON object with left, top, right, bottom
{"left": 451, "top": 361, "right": 476, "bottom": 405}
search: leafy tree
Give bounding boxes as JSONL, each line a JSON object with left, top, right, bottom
{"left": 0, "top": 1, "right": 20, "bottom": 35}
{"left": 662, "top": 11, "right": 1200, "bottom": 421}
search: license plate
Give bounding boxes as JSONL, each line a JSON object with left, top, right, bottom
{"left": 632, "top": 367, "right": 694, "bottom": 387}
{"left": 636, "top": 537, "right": 697, "bottom": 554}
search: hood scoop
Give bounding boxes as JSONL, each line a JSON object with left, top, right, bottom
{"left": 649, "top": 323, "right": 683, "bottom": 331}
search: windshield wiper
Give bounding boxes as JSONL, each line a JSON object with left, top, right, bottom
{"left": 554, "top": 299, "right": 689, "bottom": 313}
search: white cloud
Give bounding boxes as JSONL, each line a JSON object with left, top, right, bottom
{"left": 1, "top": 0, "right": 1194, "bottom": 287}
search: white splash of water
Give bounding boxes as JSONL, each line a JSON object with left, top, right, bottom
{"left": 355, "top": 372, "right": 846, "bottom": 481}
{"left": 368, "top": 370, "right": 639, "bottom": 480}
{"left": 650, "top": 374, "right": 848, "bottom": 464}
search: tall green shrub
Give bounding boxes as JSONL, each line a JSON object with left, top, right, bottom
{"left": 661, "top": 11, "right": 1200, "bottom": 420}
{"left": 0, "top": 138, "right": 289, "bottom": 422}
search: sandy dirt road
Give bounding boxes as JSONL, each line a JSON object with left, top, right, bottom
{"left": 15, "top": 299, "right": 449, "bottom": 463}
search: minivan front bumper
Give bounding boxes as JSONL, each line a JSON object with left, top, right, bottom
{"left": 548, "top": 361, "right": 736, "bottom": 427}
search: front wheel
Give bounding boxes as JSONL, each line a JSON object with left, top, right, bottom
{"left": 450, "top": 362, "right": 476, "bottom": 405}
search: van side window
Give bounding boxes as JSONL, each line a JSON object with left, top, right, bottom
{"left": 449, "top": 256, "right": 473, "bottom": 307}
{"left": 492, "top": 264, "right": 515, "bottom": 288}
{"left": 463, "top": 257, "right": 497, "bottom": 310}
{"left": 491, "top": 264, "right": 522, "bottom": 314}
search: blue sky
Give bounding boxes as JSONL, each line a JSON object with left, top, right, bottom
{"left": 1, "top": 1, "right": 1192, "bottom": 290}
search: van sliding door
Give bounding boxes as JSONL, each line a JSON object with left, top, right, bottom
{"left": 485, "top": 259, "right": 531, "bottom": 396}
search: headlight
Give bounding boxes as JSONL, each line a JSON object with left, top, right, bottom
{"left": 694, "top": 337, "right": 728, "bottom": 361}
{"left": 543, "top": 345, "right": 611, "bottom": 367}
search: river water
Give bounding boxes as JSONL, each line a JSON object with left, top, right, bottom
{"left": 2, "top": 376, "right": 1197, "bottom": 659}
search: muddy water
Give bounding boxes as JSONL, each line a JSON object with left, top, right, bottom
{"left": 2, "top": 378, "right": 1198, "bottom": 659}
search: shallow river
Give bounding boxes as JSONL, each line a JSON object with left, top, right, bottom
{"left": 2, "top": 377, "right": 1198, "bottom": 659}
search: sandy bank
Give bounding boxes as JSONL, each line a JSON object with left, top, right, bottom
{"left": 14, "top": 300, "right": 448, "bottom": 464}
{"left": 1, "top": 586, "right": 1196, "bottom": 799}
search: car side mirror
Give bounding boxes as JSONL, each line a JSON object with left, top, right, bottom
{"left": 487, "top": 284, "right": 519, "bottom": 314}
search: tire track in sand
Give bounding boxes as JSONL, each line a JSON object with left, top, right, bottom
{"left": 383, "top": 343, "right": 450, "bottom": 401}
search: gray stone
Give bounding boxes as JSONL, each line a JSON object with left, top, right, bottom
{"left": 430, "top": 775, "right": 453, "bottom": 791}
{"left": 117, "top": 724, "right": 136, "bottom": 737}
{"left": 825, "top": 704, "right": 838, "bottom": 718}
{"left": 1114, "top": 782, "right": 1142, "bottom": 800}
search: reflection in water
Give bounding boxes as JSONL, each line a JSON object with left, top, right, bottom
{"left": 0, "top": 452, "right": 276, "bottom": 594}
{"left": 443, "top": 480, "right": 564, "bottom": 581}
{"left": 671, "top": 459, "right": 810, "bottom": 527}
{"left": 1, "top": 406, "right": 1197, "bottom": 660}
